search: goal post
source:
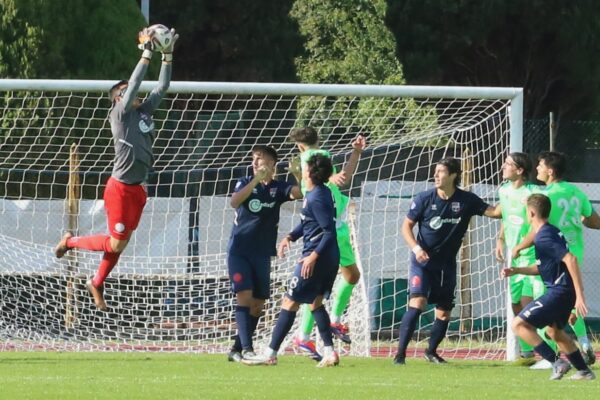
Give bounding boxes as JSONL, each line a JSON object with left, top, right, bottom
{"left": 0, "top": 79, "right": 522, "bottom": 358}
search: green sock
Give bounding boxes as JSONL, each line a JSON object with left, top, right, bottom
{"left": 538, "top": 327, "right": 558, "bottom": 353}
{"left": 332, "top": 279, "right": 356, "bottom": 320}
{"left": 299, "top": 304, "right": 315, "bottom": 338}
{"left": 518, "top": 337, "right": 534, "bottom": 353}
{"left": 571, "top": 314, "right": 588, "bottom": 340}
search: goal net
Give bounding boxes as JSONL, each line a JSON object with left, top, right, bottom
{"left": 0, "top": 80, "right": 522, "bottom": 359}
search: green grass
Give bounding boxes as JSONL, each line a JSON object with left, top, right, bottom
{"left": 0, "top": 352, "right": 598, "bottom": 400}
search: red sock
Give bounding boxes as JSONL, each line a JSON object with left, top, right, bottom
{"left": 92, "top": 252, "right": 121, "bottom": 288}
{"left": 67, "top": 235, "right": 113, "bottom": 253}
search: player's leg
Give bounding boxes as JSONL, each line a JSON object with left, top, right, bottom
{"left": 329, "top": 231, "right": 359, "bottom": 343}
{"left": 569, "top": 250, "right": 595, "bottom": 364}
{"left": 424, "top": 268, "right": 454, "bottom": 364}
{"left": 546, "top": 325, "right": 594, "bottom": 380}
{"left": 394, "top": 261, "right": 429, "bottom": 365}
{"left": 529, "top": 276, "right": 558, "bottom": 369}
{"left": 227, "top": 254, "right": 255, "bottom": 361}
{"left": 310, "top": 297, "right": 339, "bottom": 367}
{"left": 509, "top": 275, "right": 535, "bottom": 364}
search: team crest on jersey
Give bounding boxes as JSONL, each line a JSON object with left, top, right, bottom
{"left": 431, "top": 204, "right": 437, "bottom": 210}
{"left": 451, "top": 202, "right": 461, "bottom": 213}
{"left": 270, "top": 188, "right": 277, "bottom": 198}
{"left": 138, "top": 113, "right": 154, "bottom": 133}
{"left": 252, "top": 188, "right": 258, "bottom": 194}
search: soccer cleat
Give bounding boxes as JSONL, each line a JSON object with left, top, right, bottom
{"left": 424, "top": 351, "right": 447, "bottom": 364}
{"left": 227, "top": 350, "right": 242, "bottom": 363}
{"left": 293, "top": 336, "right": 322, "bottom": 362}
{"left": 316, "top": 351, "right": 339, "bottom": 368}
{"left": 529, "top": 359, "right": 553, "bottom": 370}
{"left": 393, "top": 353, "right": 406, "bottom": 365}
{"left": 569, "top": 369, "right": 596, "bottom": 381}
{"left": 241, "top": 353, "right": 278, "bottom": 366}
{"left": 86, "top": 279, "right": 108, "bottom": 311}
{"left": 54, "top": 232, "right": 73, "bottom": 259}
{"left": 583, "top": 347, "right": 596, "bottom": 366}
{"left": 330, "top": 322, "right": 352, "bottom": 344}
{"left": 549, "top": 358, "right": 571, "bottom": 380}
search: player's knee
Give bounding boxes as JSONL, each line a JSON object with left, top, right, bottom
{"left": 109, "top": 237, "right": 129, "bottom": 253}
{"left": 512, "top": 317, "right": 527, "bottom": 333}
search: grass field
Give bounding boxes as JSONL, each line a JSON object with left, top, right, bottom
{"left": 0, "top": 352, "right": 598, "bottom": 400}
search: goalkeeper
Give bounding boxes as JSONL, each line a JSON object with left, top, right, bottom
{"left": 288, "top": 127, "right": 366, "bottom": 361}
{"left": 53, "top": 26, "right": 178, "bottom": 311}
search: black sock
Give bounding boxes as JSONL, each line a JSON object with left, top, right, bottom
{"left": 427, "top": 318, "right": 449, "bottom": 354}
{"left": 235, "top": 305, "right": 252, "bottom": 351}
{"left": 312, "top": 305, "right": 334, "bottom": 347}
{"left": 269, "top": 309, "right": 297, "bottom": 352}
{"left": 534, "top": 342, "right": 559, "bottom": 363}
{"left": 397, "top": 307, "right": 422, "bottom": 356}
{"left": 566, "top": 350, "right": 588, "bottom": 371}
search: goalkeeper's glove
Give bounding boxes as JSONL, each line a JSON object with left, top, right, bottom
{"left": 137, "top": 27, "right": 155, "bottom": 60}
{"left": 161, "top": 28, "right": 179, "bottom": 62}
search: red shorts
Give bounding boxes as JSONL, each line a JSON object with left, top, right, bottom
{"left": 103, "top": 177, "right": 147, "bottom": 240}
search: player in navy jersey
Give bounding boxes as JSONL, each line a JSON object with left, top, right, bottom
{"left": 502, "top": 194, "right": 594, "bottom": 380}
{"left": 243, "top": 154, "right": 340, "bottom": 367}
{"left": 394, "top": 157, "right": 501, "bottom": 365}
{"left": 227, "top": 145, "right": 302, "bottom": 363}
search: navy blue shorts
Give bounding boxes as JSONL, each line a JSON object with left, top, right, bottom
{"left": 227, "top": 253, "right": 271, "bottom": 300}
{"left": 518, "top": 289, "right": 575, "bottom": 329}
{"left": 285, "top": 251, "right": 339, "bottom": 304}
{"left": 408, "top": 255, "right": 456, "bottom": 311}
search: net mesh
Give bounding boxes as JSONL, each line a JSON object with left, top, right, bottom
{"left": 0, "top": 82, "right": 513, "bottom": 358}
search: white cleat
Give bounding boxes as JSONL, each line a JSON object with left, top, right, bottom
{"left": 316, "top": 351, "right": 339, "bottom": 368}
{"left": 529, "top": 359, "right": 553, "bottom": 370}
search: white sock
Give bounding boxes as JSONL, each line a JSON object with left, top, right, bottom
{"left": 267, "top": 347, "right": 277, "bottom": 357}
{"left": 332, "top": 316, "right": 341, "bottom": 324}
{"left": 323, "top": 345, "right": 334, "bottom": 357}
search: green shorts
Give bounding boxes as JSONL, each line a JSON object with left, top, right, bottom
{"left": 336, "top": 223, "right": 356, "bottom": 267}
{"left": 510, "top": 274, "right": 545, "bottom": 304}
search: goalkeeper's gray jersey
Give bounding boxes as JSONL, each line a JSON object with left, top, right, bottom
{"left": 110, "top": 61, "right": 171, "bottom": 184}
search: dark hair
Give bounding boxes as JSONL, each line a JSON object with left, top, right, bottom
{"left": 508, "top": 152, "right": 532, "bottom": 179}
{"left": 109, "top": 80, "right": 129, "bottom": 102}
{"left": 306, "top": 154, "right": 333, "bottom": 186}
{"left": 527, "top": 193, "right": 551, "bottom": 219}
{"left": 437, "top": 157, "right": 462, "bottom": 187}
{"left": 289, "top": 127, "right": 319, "bottom": 146}
{"left": 252, "top": 145, "right": 278, "bottom": 162}
{"left": 538, "top": 151, "right": 566, "bottom": 179}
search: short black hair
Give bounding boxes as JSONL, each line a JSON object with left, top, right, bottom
{"left": 109, "top": 80, "right": 128, "bottom": 102}
{"left": 252, "top": 145, "right": 278, "bottom": 162}
{"left": 538, "top": 151, "right": 566, "bottom": 179}
{"left": 527, "top": 193, "right": 551, "bottom": 219}
{"left": 437, "top": 157, "right": 462, "bottom": 187}
{"left": 306, "top": 154, "right": 333, "bottom": 186}
{"left": 508, "top": 152, "right": 532, "bottom": 179}
{"left": 289, "top": 127, "right": 319, "bottom": 146}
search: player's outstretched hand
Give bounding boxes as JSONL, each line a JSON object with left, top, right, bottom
{"left": 162, "top": 28, "right": 179, "bottom": 54}
{"left": 278, "top": 237, "right": 291, "bottom": 258}
{"left": 352, "top": 134, "right": 367, "bottom": 152}
{"left": 138, "top": 27, "right": 155, "bottom": 51}
{"left": 329, "top": 171, "right": 346, "bottom": 187}
{"left": 287, "top": 156, "right": 301, "bottom": 176}
{"left": 255, "top": 166, "right": 270, "bottom": 182}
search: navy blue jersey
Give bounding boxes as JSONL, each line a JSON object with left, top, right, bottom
{"left": 228, "top": 177, "right": 294, "bottom": 256}
{"left": 534, "top": 223, "right": 575, "bottom": 294}
{"left": 407, "top": 188, "right": 489, "bottom": 269}
{"left": 289, "top": 185, "right": 337, "bottom": 257}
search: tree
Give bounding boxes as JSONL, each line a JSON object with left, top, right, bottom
{"left": 386, "top": 0, "right": 600, "bottom": 120}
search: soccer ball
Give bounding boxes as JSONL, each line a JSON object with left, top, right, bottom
{"left": 139, "top": 24, "right": 173, "bottom": 52}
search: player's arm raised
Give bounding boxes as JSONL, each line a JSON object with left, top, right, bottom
{"left": 330, "top": 135, "right": 366, "bottom": 188}
{"left": 563, "top": 252, "right": 588, "bottom": 317}
{"left": 501, "top": 263, "right": 539, "bottom": 278}
{"left": 483, "top": 203, "right": 502, "bottom": 219}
